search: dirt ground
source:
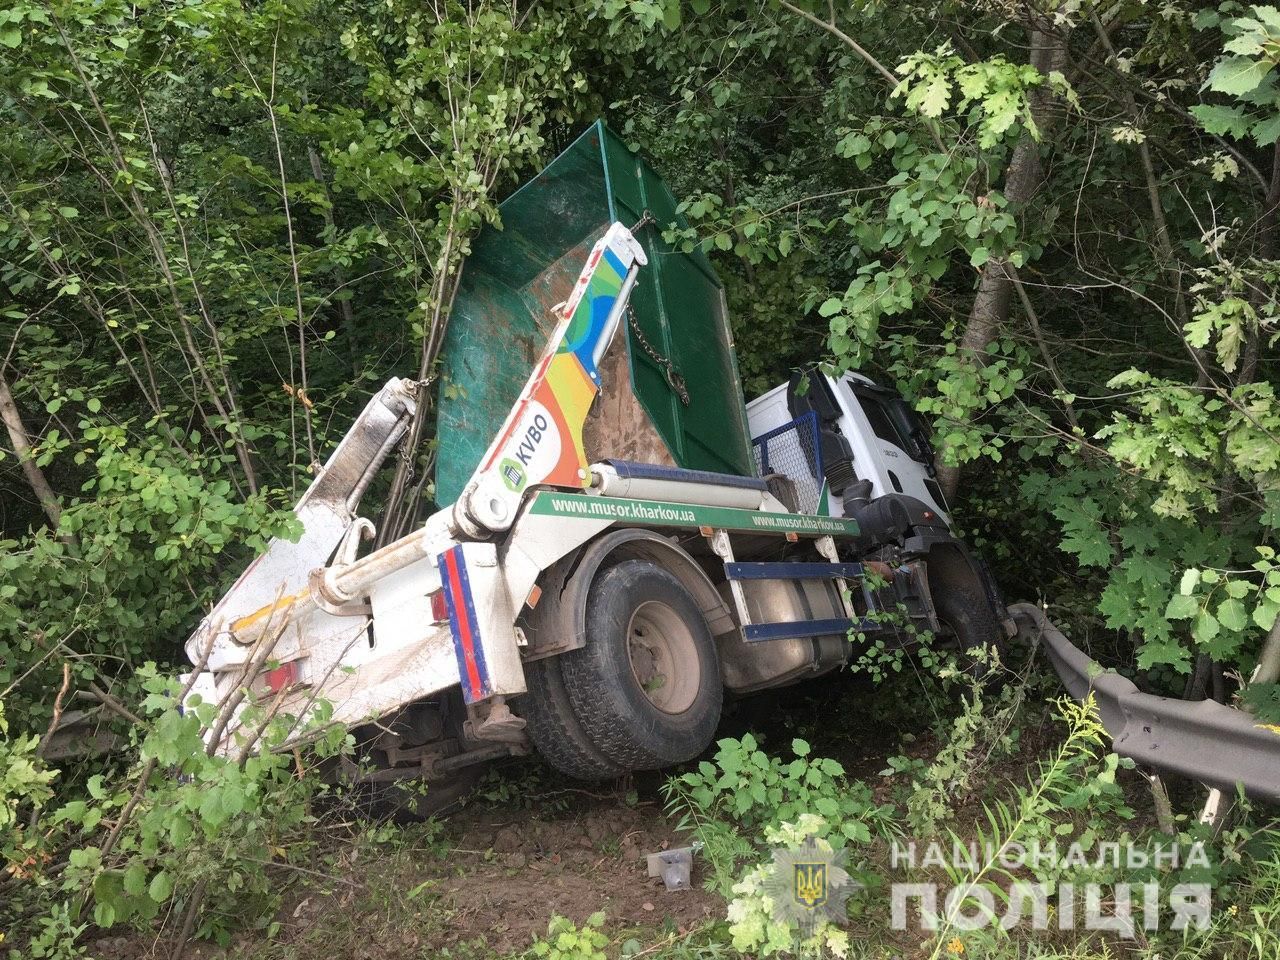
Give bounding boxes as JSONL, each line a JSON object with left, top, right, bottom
{"left": 87, "top": 780, "right": 723, "bottom": 960}
{"left": 86, "top": 670, "right": 1083, "bottom": 960}
{"left": 326, "top": 799, "right": 725, "bottom": 955}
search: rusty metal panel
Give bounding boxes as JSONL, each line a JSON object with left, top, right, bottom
{"left": 1012, "top": 602, "right": 1280, "bottom": 801}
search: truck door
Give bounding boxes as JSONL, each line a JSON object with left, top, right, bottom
{"left": 838, "top": 376, "right": 950, "bottom": 519}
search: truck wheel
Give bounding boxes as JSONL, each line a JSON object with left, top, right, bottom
{"left": 362, "top": 767, "right": 481, "bottom": 824}
{"left": 561, "top": 560, "right": 722, "bottom": 770}
{"left": 517, "top": 655, "right": 626, "bottom": 781}
{"left": 932, "top": 575, "right": 1007, "bottom": 684}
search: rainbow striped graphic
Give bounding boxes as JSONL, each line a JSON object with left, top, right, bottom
{"left": 478, "top": 225, "right": 641, "bottom": 494}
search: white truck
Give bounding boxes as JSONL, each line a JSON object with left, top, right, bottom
{"left": 182, "top": 124, "right": 1014, "bottom": 800}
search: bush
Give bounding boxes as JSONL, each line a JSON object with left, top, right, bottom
{"left": 0, "top": 665, "right": 350, "bottom": 955}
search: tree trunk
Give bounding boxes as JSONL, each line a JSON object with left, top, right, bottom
{"left": 937, "top": 23, "right": 1068, "bottom": 502}
{"left": 0, "top": 366, "right": 63, "bottom": 532}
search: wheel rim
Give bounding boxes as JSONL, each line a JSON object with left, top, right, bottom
{"left": 625, "top": 600, "right": 701, "bottom": 714}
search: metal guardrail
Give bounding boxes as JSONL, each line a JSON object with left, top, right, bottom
{"left": 1012, "top": 602, "right": 1280, "bottom": 802}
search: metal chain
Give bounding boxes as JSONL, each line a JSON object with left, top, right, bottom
{"left": 627, "top": 304, "right": 690, "bottom": 406}
{"left": 623, "top": 210, "right": 688, "bottom": 405}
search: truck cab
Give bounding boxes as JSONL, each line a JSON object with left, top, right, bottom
{"left": 747, "top": 371, "right": 948, "bottom": 522}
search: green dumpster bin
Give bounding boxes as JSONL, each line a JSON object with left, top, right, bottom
{"left": 436, "top": 121, "right": 755, "bottom": 505}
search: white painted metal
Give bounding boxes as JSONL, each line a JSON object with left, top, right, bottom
{"left": 183, "top": 378, "right": 417, "bottom": 668}
{"left": 707, "top": 529, "right": 751, "bottom": 630}
{"left": 835, "top": 374, "right": 947, "bottom": 520}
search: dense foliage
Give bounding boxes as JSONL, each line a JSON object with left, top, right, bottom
{"left": 2, "top": 0, "right": 1279, "bottom": 955}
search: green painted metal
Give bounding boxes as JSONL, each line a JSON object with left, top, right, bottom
{"left": 436, "top": 121, "right": 754, "bottom": 505}
{"left": 528, "top": 491, "right": 860, "bottom": 538}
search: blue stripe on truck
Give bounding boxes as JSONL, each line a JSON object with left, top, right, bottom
{"left": 437, "top": 545, "right": 491, "bottom": 703}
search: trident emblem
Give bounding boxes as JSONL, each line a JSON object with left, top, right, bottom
{"left": 793, "top": 861, "right": 828, "bottom": 909}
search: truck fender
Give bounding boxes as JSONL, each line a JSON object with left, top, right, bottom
{"left": 519, "top": 528, "right": 735, "bottom": 662}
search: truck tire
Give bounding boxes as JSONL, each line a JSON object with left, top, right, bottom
{"left": 560, "top": 560, "right": 722, "bottom": 770}
{"left": 518, "top": 654, "right": 626, "bottom": 781}
{"left": 362, "top": 767, "right": 482, "bottom": 824}
{"left": 932, "top": 573, "right": 1007, "bottom": 684}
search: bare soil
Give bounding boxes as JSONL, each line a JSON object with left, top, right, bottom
{"left": 88, "top": 787, "right": 722, "bottom": 960}
{"left": 87, "top": 666, "right": 1094, "bottom": 960}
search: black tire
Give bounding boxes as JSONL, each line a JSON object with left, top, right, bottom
{"left": 560, "top": 560, "right": 722, "bottom": 770}
{"left": 516, "top": 654, "right": 626, "bottom": 781}
{"left": 348, "top": 693, "right": 483, "bottom": 822}
{"left": 362, "top": 767, "right": 481, "bottom": 824}
{"left": 931, "top": 569, "right": 1007, "bottom": 684}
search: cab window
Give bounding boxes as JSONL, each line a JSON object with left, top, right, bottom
{"left": 857, "top": 392, "right": 908, "bottom": 450}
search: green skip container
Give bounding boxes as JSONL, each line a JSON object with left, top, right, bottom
{"left": 435, "top": 121, "right": 755, "bottom": 505}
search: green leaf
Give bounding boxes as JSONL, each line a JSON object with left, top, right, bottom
{"left": 792, "top": 738, "right": 810, "bottom": 757}
{"left": 1207, "top": 56, "right": 1274, "bottom": 96}
{"left": 87, "top": 397, "right": 102, "bottom": 413}
{"left": 1165, "top": 594, "right": 1198, "bottom": 620}
{"left": 817, "top": 297, "right": 843, "bottom": 317}
{"left": 222, "top": 786, "right": 245, "bottom": 816}
{"left": 1190, "top": 104, "right": 1250, "bottom": 138}
{"left": 0, "top": 27, "right": 20, "bottom": 48}
{"left": 1195, "top": 9, "right": 1224, "bottom": 30}
{"left": 149, "top": 870, "right": 173, "bottom": 903}
{"left": 1243, "top": 682, "right": 1280, "bottom": 723}
{"left": 46, "top": 397, "right": 63, "bottom": 414}
{"left": 1180, "top": 569, "right": 1201, "bottom": 595}
{"left": 970, "top": 246, "right": 990, "bottom": 267}
{"left": 123, "top": 862, "right": 147, "bottom": 896}
{"left": 1254, "top": 600, "right": 1279, "bottom": 630}
{"left": 1224, "top": 33, "right": 1265, "bottom": 57}
{"left": 1137, "top": 640, "right": 1192, "bottom": 671}
{"left": 1193, "top": 609, "right": 1220, "bottom": 644}
{"left": 1256, "top": 7, "right": 1280, "bottom": 32}
{"left": 1217, "top": 598, "right": 1248, "bottom": 631}
{"left": 919, "top": 76, "right": 950, "bottom": 117}
{"left": 93, "top": 902, "right": 116, "bottom": 929}
{"left": 1253, "top": 113, "right": 1280, "bottom": 145}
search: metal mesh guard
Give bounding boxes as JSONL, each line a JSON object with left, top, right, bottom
{"left": 752, "top": 412, "right": 824, "bottom": 514}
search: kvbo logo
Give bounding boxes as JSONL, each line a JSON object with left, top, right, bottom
{"left": 505, "top": 401, "right": 561, "bottom": 484}
{"left": 515, "top": 412, "right": 551, "bottom": 466}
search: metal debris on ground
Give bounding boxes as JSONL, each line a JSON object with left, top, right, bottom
{"left": 644, "top": 843, "right": 701, "bottom": 891}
